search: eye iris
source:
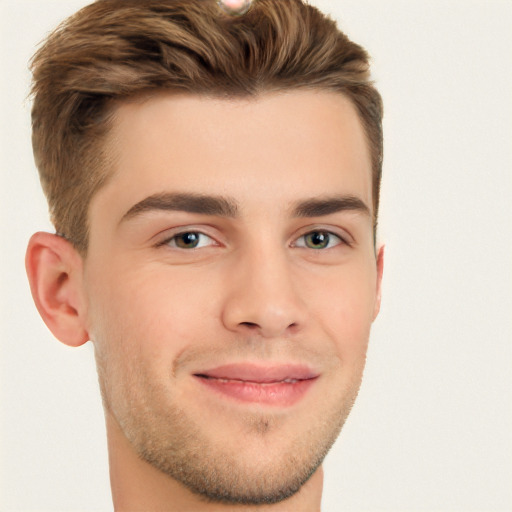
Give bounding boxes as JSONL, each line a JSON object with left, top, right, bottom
{"left": 175, "top": 232, "right": 200, "bottom": 248}
{"left": 306, "top": 232, "right": 329, "bottom": 249}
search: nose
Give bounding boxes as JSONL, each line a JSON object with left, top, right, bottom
{"left": 221, "top": 246, "right": 307, "bottom": 338}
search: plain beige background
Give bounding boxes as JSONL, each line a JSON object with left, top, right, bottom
{"left": 1, "top": 0, "right": 511, "bottom": 510}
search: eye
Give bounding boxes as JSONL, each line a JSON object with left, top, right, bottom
{"left": 294, "top": 230, "right": 344, "bottom": 250}
{"left": 164, "top": 231, "right": 216, "bottom": 249}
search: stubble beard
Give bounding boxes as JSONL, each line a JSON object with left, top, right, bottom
{"left": 97, "top": 355, "right": 365, "bottom": 506}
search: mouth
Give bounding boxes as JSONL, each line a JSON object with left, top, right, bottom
{"left": 193, "top": 363, "right": 319, "bottom": 406}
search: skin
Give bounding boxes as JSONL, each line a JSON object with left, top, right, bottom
{"left": 26, "top": 90, "right": 383, "bottom": 511}
{"left": 218, "top": 0, "right": 252, "bottom": 16}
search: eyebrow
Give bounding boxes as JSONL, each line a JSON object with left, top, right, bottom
{"left": 120, "top": 192, "right": 239, "bottom": 223}
{"left": 292, "top": 195, "right": 371, "bottom": 218}
{"left": 120, "top": 192, "right": 371, "bottom": 223}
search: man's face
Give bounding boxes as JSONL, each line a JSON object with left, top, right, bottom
{"left": 81, "top": 90, "right": 382, "bottom": 504}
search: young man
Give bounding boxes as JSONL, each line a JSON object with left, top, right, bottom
{"left": 26, "top": 0, "right": 384, "bottom": 509}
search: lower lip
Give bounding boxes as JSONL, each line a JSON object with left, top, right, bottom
{"left": 194, "top": 376, "right": 316, "bottom": 406}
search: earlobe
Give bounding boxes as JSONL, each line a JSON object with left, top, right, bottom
{"left": 372, "top": 244, "right": 385, "bottom": 321}
{"left": 25, "top": 232, "right": 89, "bottom": 347}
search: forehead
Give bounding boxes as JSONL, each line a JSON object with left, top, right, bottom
{"left": 93, "top": 90, "right": 373, "bottom": 223}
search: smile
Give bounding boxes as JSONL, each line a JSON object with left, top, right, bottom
{"left": 193, "top": 363, "right": 319, "bottom": 406}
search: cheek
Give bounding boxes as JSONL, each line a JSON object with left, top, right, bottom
{"left": 87, "top": 265, "right": 219, "bottom": 358}
{"left": 304, "top": 261, "right": 377, "bottom": 354}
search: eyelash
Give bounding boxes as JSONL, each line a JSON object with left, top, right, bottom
{"left": 156, "top": 228, "right": 351, "bottom": 250}
{"left": 293, "top": 231, "right": 348, "bottom": 250}
{"left": 158, "top": 231, "right": 217, "bottom": 250}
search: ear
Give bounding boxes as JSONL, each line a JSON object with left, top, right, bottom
{"left": 25, "top": 232, "right": 89, "bottom": 347}
{"left": 372, "top": 244, "right": 385, "bottom": 321}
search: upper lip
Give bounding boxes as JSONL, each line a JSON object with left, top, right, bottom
{"left": 194, "top": 363, "right": 319, "bottom": 383}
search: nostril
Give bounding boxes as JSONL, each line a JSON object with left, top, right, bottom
{"left": 240, "top": 322, "right": 259, "bottom": 329}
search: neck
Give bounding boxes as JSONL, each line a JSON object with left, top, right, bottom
{"left": 105, "top": 412, "right": 323, "bottom": 512}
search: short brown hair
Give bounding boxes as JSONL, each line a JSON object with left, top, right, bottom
{"left": 31, "top": 0, "right": 383, "bottom": 253}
